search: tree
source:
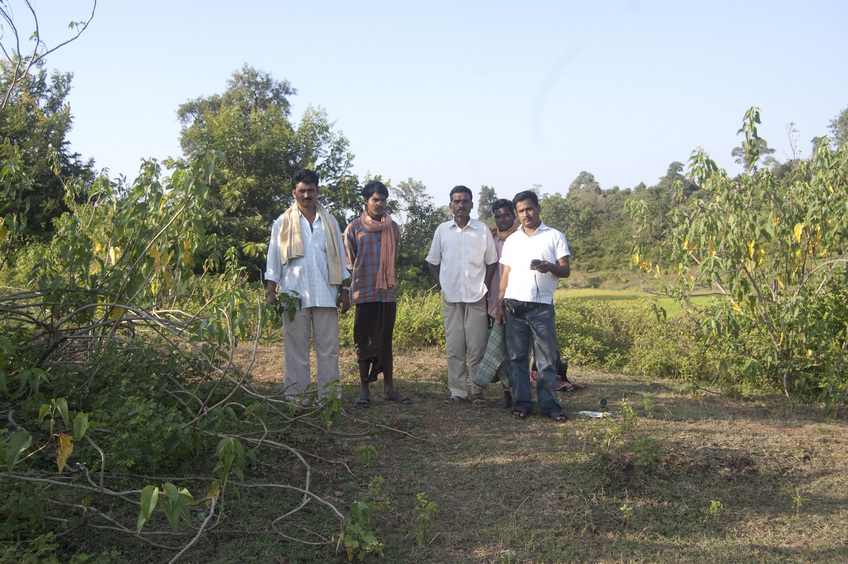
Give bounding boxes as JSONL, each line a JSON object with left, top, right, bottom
{"left": 731, "top": 138, "right": 776, "bottom": 170}
{"left": 543, "top": 186, "right": 631, "bottom": 272}
{"left": 393, "top": 178, "right": 450, "bottom": 290}
{"left": 828, "top": 104, "right": 848, "bottom": 148}
{"left": 177, "top": 64, "right": 359, "bottom": 277}
{"left": 477, "top": 185, "right": 497, "bottom": 222}
{"left": 0, "top": 1, "right": 97, "bottom": 242}
{"left": 0, "top": 59, "right": 95, "bottom": 239}
{"left": 568, "top": 171, "right": 601, "bottom": 195}
{"left": 631, "top": 108, "right": 848, "bottom": 407}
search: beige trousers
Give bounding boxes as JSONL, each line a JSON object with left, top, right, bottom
{"left": 282, "top": 306, "right": 340, "bottom": 402}
{"left": 443, "top": 297, "right": 488, "bottom": 398}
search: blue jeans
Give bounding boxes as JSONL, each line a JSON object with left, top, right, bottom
{"left": 504, "top": 302, "right": 562, "bottom": 416}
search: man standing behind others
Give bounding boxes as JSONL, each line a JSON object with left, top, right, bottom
{"left": 265, "top": 169, "right": 350, "bottom": 405}
{"left": 488, "top": 199, "right": 518, "bottom": 408}
{"left": 495, "top": 190, "right": 570, "bottom": 422}
{"left": 427, "top": 186, "right": 498, "bottom": 406}
{"left": 344, "top": 181, "right": 412, "bottom": 408}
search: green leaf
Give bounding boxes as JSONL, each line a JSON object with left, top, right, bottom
{"left": 73, "top": 412, "right": 89, "bottom": 441}
{"left": 178, "top": 487, "right": 197, "bottom": 506}
{"left": 6, "top": 430, "right": 32, "bottom": 471}
{"left": 55, "top": 398, "right": 70, "bottom": 428}
{"left": 137, "top": 485, "right": 160, "bottom": 532}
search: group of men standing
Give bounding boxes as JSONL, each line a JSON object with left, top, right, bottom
{"left": 265, "top": 169, "right": 409, "bottom": 409}
{"left": 426, "top": 186, "right": 570, "bottom": 422}
{"left": 265, "top": 170, "right": 570, "bottom": 422}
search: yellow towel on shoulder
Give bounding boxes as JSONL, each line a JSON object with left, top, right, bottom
{"left": 277, "top": 202, "right": 344, "bottom": 285}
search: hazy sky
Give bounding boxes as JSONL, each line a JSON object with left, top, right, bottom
{"left": 28, "top": 0, "right": 848, "bottom": 207}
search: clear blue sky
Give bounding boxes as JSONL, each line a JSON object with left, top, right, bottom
{"left": 31, "top": 0, "right": 848, "bottom": 207}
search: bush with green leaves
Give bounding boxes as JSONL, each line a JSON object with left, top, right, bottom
{"left": 554, "top": 298, "right": 639, "bottom": 369}
{"left": 630, "top": 107, "right": 848, "bottom": 407}
{"left": 0, "top": 152, "right": 351, "bottom": 559}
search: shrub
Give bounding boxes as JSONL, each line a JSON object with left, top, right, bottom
{"left": 555, "top": 299, "right": 638, "bottom": 369}
{"left": 630, "top": 108, "right": 848, "bottom": 407}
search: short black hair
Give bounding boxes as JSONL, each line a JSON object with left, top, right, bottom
{"left": 492, "top": 198, "right": 515, "bottom": 217}
{"left": 291, "top": 169, "right": 319, "bottom": 191}
{"left": 449, "top": 185, "right": 473, "bottom": 201}
{"left": 512, "top": 190, "right": 539, "bottom": 208}
{"left": 362, "top": 180, "right": 389, "bottom": 200}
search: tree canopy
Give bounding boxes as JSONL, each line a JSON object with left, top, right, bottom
{"left": 477, "top": 185, "right": 496, "bottom": 222}
{"left": 392, "top": 177, "right": 450, "bottom": 290}
{"left": 176, "top": 64, "right": 359, "bottom": 277}
{"left": 0, "top": 59, "right": 94, "bottom": 240}
{"left": 828, "top": 104, "right": 848, "bottom": 148}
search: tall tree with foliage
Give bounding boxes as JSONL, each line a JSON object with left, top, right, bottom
{"left": 542, "top": 174, "right": 632, "bottom": 272}
{"left": 393, "top": 177, "right": 450, "bottom": 290}
{"left": 0, "top": 0, "right": 96, "bottom": 242}
{"left": 0, "top": 59, "right": 95, "bottom": 239}
{"left": 828, "top": 104, "right": 848, "bottom": 148}
{"left": 631, "top": 107, "right": 848, "bottom": 408}
{"left": 177, "top": 64, "right": 359, "bottom": 277}
{"left": 731, "top": 137, "right": 777, "bottom": 170}
{"left": 477, "top": 185, "right": 497, "bottom": 222}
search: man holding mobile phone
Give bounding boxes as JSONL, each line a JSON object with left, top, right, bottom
{"left": 494, "top": 190, "right": 570, "bottom": 423}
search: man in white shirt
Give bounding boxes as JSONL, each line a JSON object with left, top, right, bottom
{"left": 495, "top": 190, "right": 570, "bottom": 422}
{"left": 426, "top": 186, "right": 498, "bottom": 406}
{"left": 265, "top": 169, "right": 350, "bottom": 405}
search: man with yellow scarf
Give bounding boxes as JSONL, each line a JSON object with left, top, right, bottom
{"left": 265, "top": 169, "right": 350, "bottom": 407}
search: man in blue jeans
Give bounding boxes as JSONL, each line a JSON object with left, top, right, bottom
{"left": 494, "top": 190, "right": 570, "bottom": 422}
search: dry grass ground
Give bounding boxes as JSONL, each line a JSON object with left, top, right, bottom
{"left": 177, "top": 341, "right": 848, "bottom": 564}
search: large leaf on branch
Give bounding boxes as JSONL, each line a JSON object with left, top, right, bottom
{"left": 5, "top": 430, "right": 32, "bottom": 471}
{"left": 160, "top": 482, "right": 195, "bottom": 531}
{"left": 73, "top": 412, "right": 89, "bottom": 441}
{"left": 137, "top": 485, "right": 160, "bottom": 532}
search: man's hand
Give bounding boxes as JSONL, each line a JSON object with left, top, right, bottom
{"left": 265, "top": 282, "right": 278, "bottom": 306}
{"left": 535, "top": 257, "right": 570, "bottom": 278}
{"left": 495, "top": 305, "right": 506, "bottom": 328}
{"left": 337, "top": 288, "right": 350, "bottom": 314}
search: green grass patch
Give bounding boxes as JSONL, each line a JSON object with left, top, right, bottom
{"left": 558, "top": 286, "right": 714, "bottom": 317}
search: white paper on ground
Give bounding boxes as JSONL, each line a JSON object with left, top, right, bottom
{"left": 576, "top": 411, "right": 612, "bottom": 418}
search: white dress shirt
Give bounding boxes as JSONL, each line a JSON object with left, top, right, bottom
{"left": 426, "top": 218, "right": 498, "bottom": 303}
{"left": 265, "top": 210, "right": 350, "bottom": 308}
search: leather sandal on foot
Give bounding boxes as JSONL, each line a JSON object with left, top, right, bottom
{"left": 444, "top": 395, "right": 469, "bottom": 404}
{"left": 385, "top": 390, "right": 413, "bottom": 405}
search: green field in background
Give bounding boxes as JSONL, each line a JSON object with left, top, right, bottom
{"left": 556, "top": 287, "right": 714, "bottom": 316}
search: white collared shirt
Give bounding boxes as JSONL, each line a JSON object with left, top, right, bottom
{"left": 500, "top": 222, "right": 570, "bottom": 304}
{"left": 265, "top": 210, "right": 350, "bottom": 308}
{"left": 426, "top": 218, "right": 498, "bottom": 303}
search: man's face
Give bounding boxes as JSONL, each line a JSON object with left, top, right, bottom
{"left": 450, "top": 191, "right": 473, "bottom": 223}
{"left": 292, "top": 181, "right": 319, "bottom": 213}
{"left": 493, "top": 206, "right": 516, "bottom": 232}
{"left": 364, "top": 192, "right": 387, "bottom": 220}
{"left": 515, "top": 198, "right": 541, "bottom": 230}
